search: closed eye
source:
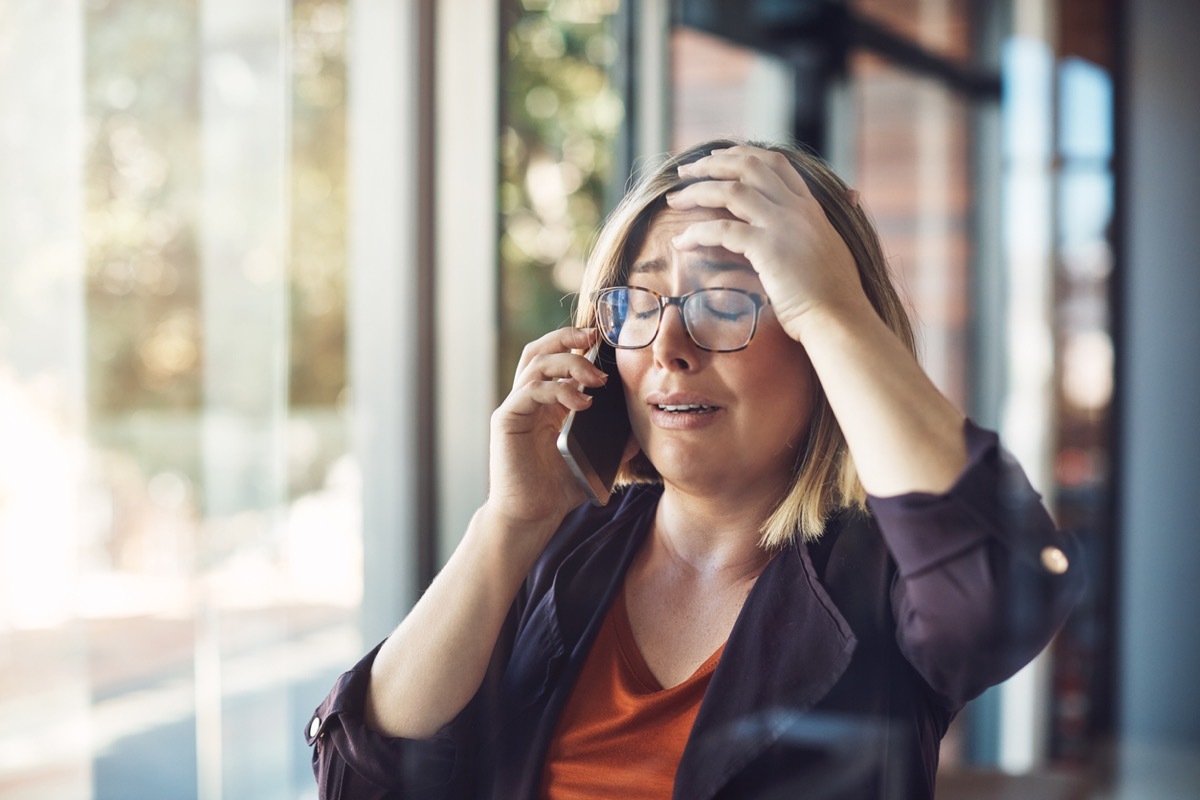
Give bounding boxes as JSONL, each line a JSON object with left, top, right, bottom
{"left": 702, "top": 302, "right": 750, "bottom": 321}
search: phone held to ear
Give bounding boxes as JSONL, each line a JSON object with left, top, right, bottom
{"left": 556, "top": 341, "right": 630, "bottom": 506}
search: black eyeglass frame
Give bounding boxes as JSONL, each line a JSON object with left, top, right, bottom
{"left": 593, "top": 285, "right": 771, "bottom": 353}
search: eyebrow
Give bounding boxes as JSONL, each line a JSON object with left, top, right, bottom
{"left": 629, "top": 256, "right": 754, "bottom": 275}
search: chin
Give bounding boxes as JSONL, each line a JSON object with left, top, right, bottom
{"left": 655, "top": 459, "right": 742, "bottom": 494}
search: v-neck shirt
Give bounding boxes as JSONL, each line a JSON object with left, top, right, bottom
{"left": 539, "top": 586, "right": 725, "bottom": 799}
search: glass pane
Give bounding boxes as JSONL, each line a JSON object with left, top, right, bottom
{"left": 1049, "top": 53, "right": 1116, "bottom": 767}
{"left": 853, "top": 0, "right": 974, "bottom": 64}
{"left": 852, "top": 51, "right": 973, "bottom": 408}
{"left": 499, "top": 0, "right": 625, "bottom": 393}
{"left": 670, "top": 26, "right": 795, "bottom": 150}
{"left": 0, "top": 2, "right": 90, "bottom": 796}
{"left": 0, "top": 2, "right": 361, "bottom": 797}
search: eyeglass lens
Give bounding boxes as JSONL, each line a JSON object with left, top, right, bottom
{"left": 596, "top": 287, "right": 760, "bottom": 351}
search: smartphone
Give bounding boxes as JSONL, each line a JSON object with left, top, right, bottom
{"left": 556, "top": 341, "right": 631, "bottom": 506}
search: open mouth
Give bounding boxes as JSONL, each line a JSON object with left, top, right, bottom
{"left": 655, "top": 403, "right": 718, "bottom": 414}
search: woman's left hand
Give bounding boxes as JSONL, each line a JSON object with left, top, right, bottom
{"left": 666, "top": 145, "right": 870, "bottom": 343}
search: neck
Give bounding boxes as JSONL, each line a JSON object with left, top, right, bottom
{"left": 650, "top": 482, "right": 781, "bottom": 579}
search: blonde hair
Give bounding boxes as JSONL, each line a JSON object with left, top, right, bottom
{"left": 574, "top": 138, "right": 916, "bottom": 548}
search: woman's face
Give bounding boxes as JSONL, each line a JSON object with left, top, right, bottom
{"left": 616, "top": 206, "right": 816, "bottom": 499}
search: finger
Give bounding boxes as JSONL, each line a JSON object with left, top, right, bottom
{"left": 516, "top": 326, "right": 597, "bottom": 367}
{"left": 670, "top": 218, "right": 758, "bottom": 258}
{"left": 680, "top": 146, "right": 810, "bottom": 202}
{"left": 709, "top": 146, "right": 812, "bottom": 199}
{"left": 499, "top": 377, "right": 594, "bottom": 424}
{"left": 664, "top": 179, "right": 774, "bottom": 224}
{"left": 727, "top": 146, "right": 813, "bottom": 198}
{"left": 513, "top": 350, "right": 607, "bottom": 393}
{"left": 513, "top": 327, "right": 598, "bottom": 386}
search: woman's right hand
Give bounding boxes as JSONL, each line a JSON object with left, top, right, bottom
{"left": 364, "top": 325, "right": 610, "bottom": 741}
{"left": 483, "top": 326, "right": 609, "bottom": 538}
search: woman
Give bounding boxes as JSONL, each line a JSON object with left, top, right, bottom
{"left": 306, "top": 139, "right": 1083, "bottom": 799}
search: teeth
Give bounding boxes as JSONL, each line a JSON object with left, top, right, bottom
{"left": 657, "top": 403, "right": 714, "bottom": 412}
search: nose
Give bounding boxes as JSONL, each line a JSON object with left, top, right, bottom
{"left": 651, "top": 302, "right": 699, "bottom": 371}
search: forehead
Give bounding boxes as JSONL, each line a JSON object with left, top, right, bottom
{"left": 637, "top": 206, "right": 737, "bottom": 244}
{"left": 629, "top": 207, "right": 752, "bottom": 276}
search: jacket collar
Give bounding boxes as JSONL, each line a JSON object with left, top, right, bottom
{"left": 674, "top": 526, "right": 858, "bottom": 800}
{"left": 497, "top": 489, "right": 659, "bottom": 799}
{"left": 517, "top": 488, "right": 857, "bottom": 800}
{"left": 548, "top": 488, "right": 659, "bottom": 660}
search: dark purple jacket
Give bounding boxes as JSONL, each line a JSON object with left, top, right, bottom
{"left": 306, "top": 422, "right": 1083, "bottom": 799}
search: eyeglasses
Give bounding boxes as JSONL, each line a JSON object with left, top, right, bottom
{"left": 594, "top": 286, "right": 770, "bottom": 352}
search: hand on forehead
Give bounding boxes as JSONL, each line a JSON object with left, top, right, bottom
{"left": 631, "top": 207, "right": 756, "bottom": 282}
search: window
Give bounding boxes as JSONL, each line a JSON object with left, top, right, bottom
{"left": 499, "top": 0, "right": 626, "bottom": 391}
{"left": 1, "top": 3, "right": 361, "bottom": 797}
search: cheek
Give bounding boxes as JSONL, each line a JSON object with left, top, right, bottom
{"left": 615, "top": 350, "right": 645, "bottom": 390}
{"left": 616, "top": 352, "right": 648, "bottom": 421}
{"left": 748, "top": 345, "right": 815, "bottom": 435}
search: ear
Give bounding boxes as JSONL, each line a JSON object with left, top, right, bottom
{"left": 620, "top": 433, "right": 642, "bottom": 465}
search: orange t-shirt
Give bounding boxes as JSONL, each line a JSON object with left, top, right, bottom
{"left": 539, "top": 588, "right": 725, "bottom": 800}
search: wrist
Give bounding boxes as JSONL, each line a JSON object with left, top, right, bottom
{"left": 783, "top": 295, "right": 879, "bottom": 346}
{"left": 470, "top": 501, "right": 564, "bottom": 575}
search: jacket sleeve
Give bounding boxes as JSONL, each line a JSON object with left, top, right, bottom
{"left": 866, "top": 419, "right": 1085, "bottom": 706}
{"left": 304, "top": 642, "right": 470, "bottom": 800}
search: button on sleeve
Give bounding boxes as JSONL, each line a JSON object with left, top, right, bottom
{"left": 1040, "top": 545, "right": 1070, "bottom": 575}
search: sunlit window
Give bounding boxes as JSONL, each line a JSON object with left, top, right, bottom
{"left": 1, "top": 2, "right": 360, "bottom": 797}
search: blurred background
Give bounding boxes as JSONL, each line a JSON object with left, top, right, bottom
{"left": 1, "top": 0, "right": 1196, "bottom": 797}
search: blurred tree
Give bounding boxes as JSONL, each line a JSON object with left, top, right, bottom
{"left": 289, "top": 0, "right": 348, "bottom": 408}
{"left": 83, "top": 0, "right": 349, "bottom": 495}
{"left": 85, "top": 0, "right": 202, "bottom": 416}
{"left": 499, "top": 0, "right": 624, "bottom": 393}
{"left": 84, "top": 0, "right": 348, "bottom": 416}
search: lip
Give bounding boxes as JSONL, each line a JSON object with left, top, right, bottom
{"left": 644, "top": 391, "right": 724, "bottom": 430}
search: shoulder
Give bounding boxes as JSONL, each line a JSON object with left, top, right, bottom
{"left": 791, "top": 509, "right": 904, "bottom": 668}
{"left": 806, "top": 508, "right": 893, "bottom": 589}
{"left": 522, "top": 483, "right": 662, "bottom": 602}
{"left": 540, "top": 484, "right": 660, "bottom": 558}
